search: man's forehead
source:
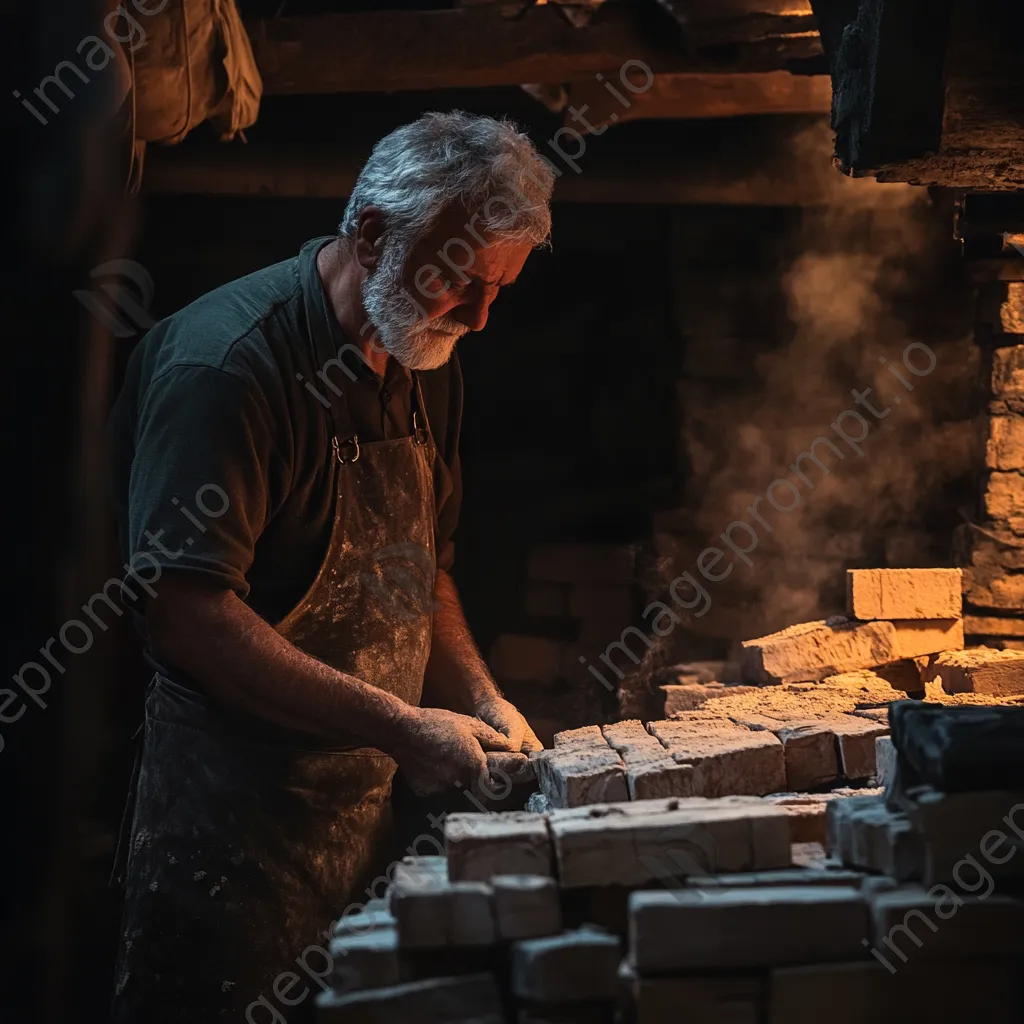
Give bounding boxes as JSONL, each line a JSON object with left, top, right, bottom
{"left": 417, "top": 203, "right": 517, "bottom": 252}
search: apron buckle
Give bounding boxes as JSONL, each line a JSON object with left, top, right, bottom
{"left": 412, "top": 411, "right": 430, "bottom": 447}
{"left": 332, "top": 435, "right": 361, "bottom": 464}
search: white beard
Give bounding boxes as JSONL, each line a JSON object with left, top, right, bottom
{"left": 362, "top": 237, "right": 469, "bottom": 371}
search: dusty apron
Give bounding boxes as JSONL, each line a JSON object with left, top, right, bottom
{"left": 110, "top": 376, "right": 437, "bottom": 1023}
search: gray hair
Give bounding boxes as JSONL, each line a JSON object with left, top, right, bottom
{"left": 340, "top": 111, "right": 554, "bottom": 248}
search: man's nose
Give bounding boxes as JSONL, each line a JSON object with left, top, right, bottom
{"left": 454, "top": 285, "right": 497, "bottom": 332}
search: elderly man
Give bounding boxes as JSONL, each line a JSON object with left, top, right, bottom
{"left": 108, "top": 112, "right": 553, "bottom": 1022}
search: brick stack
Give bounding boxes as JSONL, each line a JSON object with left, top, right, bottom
{"left": 957, "top": 219, "right": 1024, "bottom": 649}
{"left": 488, "top": 543, "right": 637, "bottom": 691}
{"left": 317, "top": 711, "right": 1024, "bottom": 1024}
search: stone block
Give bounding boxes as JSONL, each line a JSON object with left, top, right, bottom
{"left": 316, "top": 973, "right": 504, "bottom": 1024}
{"left": 962, "top": 565, "right": 1024, "bottom": 611}
{"left": 534, "top": 747, "right": 628, "bottom": 808}
{"left": 329, "top": 928, "right": 401, "bottom": 993}
{"left": 387, "top": 857, "right": 448, "bottom": 905}
{"left": 660, "top": 681, "right": 761, "bottom": 715}
{"left": 550, "top": 797, "right": 791, "bottom": 889}
{"left": 846, "top": 569, "right": 962, "bottom": 621}
{"left": 931, "top": 646, "right": 1024, "bottom": 695}
{"left": 511, "top": 927, "right": 622, "bottom": 1003}
{"left": 775, "top": 723, "right": 839, "bottom": 790}
{"left": 826, "top": 797, "right": 920, "bottom": 880}
{"left": 649, "top": 717, "right": 786, "bottom": 797}
{"left": 491, "top": 874, "right": 562, "bottom": 940}
{"left": 446, "top": 811, "right": 552, "bottom": 882}
{"left": 390, "top": 881, "right": 495, "bottom": 949}
{"left": 490, "top": 635, "right": 563, "bottom": 685}
{"left": 870, "top": 889, "right": 1024, "bottom": 960}
{"left": 629, "top": 886, "right": 869, "bottom": 973}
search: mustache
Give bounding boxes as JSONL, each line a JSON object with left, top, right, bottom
{"left": 421, "top": 315, "right": 469, "bottom": 337}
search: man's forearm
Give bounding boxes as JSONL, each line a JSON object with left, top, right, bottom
{"left": 147, "top": 575, "right": 414, "bottom": 752}
{"left": 423, "top": 569, "right": 501, "bottom": 714}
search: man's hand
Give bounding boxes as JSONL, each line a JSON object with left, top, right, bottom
{"left": 474, "top": 695, "right": 543, "bottom": 753}
{"left": 391, "top": 706, "right": 515, "bottom": 795}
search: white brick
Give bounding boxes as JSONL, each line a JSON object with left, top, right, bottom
{"left": 445, "top": 811, "right": 552, "bottom": 882}
{"left": 630, "top": 886, "right": 869, "bottom": 972}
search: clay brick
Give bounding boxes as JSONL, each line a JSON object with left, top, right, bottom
{"left": 987, "top": 414, "right": 1024, "bottom": 470}
{"left": 568, "top": 583, "right": 634, "bottom": 623}
{"left": 846, "top": 568, "right": 962, "bottom": 621}
{"left": 511, "top": 927, "right": 622, "bottom": 1003}
{"left": 316, "top": 973, "right": 504, "bottom": 1024}
{"left": 686, "top": 866, "right": 865, "bottom": 889}
{"left": 767, "top": 963, "right": 890, "bottom": 1024}
{"left": 992, "top": 344, "right": 1024, "bottom": 397}
{"left": 627, "top": 971, "right": 763, "bottom": 1024}
{"left": 660, "top": 681, "right": 760, "bottom": 715}
{"left": 870, "top": 889, "right": 1024, "bottom": 960}
{"left": 649, "top": 717, "right": 787, "bottom": 797}
{"left": 663, "top": 660, "right": 743, "bottom": 684}
{"left": 390, "top": 881, "right": 495, "bottom": 949}
{"left": 329, "top": 928, "right": 400, "bottom": 993}
{"left": 550, "top": 797, "right": 792, "bottom": 889}
{"left": 524, "top": 582, "right": 568, "bottom": 618}
{"left": 629, "top": 886, "right": 869, "bottom": 972}
{"left": 626, "top": 758, "right": 698, "bottom": 800}
{"left": 534, "top": 746, "right": 628, "bottom": 808}
{"left": 491, "top": 874, "right": 562, "bottom": 941}
{"left": 387, "top": 857, "right": 448, "bottom": 903}
{"left": 332, "top": 906, "right": 396, "bottom": 939}
{"left": 984, "top": 471, "right": 1024, "bottom": 519}
{"left": 826, "top": 797, "right": 920, "bottom": 880}
{"left": 962, "top": 565, "right": 1024, "bottom": 610}
{"left": 446, "top": 811, "right": 553, "bottom": 882}
{"left": 490, "top": 635, "right": 562, "bottom": 685}
{"left": 741, "top": 619, "right": 899, "bottom": 684}
{"left": 875, "top": 736, "right": 896, "bottom": 788}
{"left": 822, "top": 662, "right": 922, "bottom": 694}
{"left": 552, "top": 725, "right": 607, "bottom": 749}
{"left": 889, "top": 619, "right": 964, "bottom": 659}
{"left": 764, "top": 792, "right": 882, "bottom": 845}
{"left": 931, "top": 646, "right": 1024, "bottom": 695}
{"left": 831, "top": 716, "right": 889, "bottom": 780}
{"left": 963, "top": 614, "right": 1024, "bottom": 637}
{"left": 527, "top": 543, "right": 634, "bottom": 584}
{"left": 775, "top": 723, "right": 839, "bottom": 790}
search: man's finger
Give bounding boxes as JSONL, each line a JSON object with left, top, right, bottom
{"left": 519, "top": 720, "right": 543, "bottom": 753}
{"left": 466, "top": 718, "right": 516, "bottom": 751}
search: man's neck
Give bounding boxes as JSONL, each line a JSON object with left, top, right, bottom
{"left": 316, "top": 236, "right": 390, "bottom": 376}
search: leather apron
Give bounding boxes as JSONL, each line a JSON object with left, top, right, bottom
{"left": 110, "top": 370, "right": 437, "bottom": 1022}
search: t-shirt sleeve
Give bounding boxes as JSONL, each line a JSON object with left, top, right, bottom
{"left": 434, "top": 358, "right": 463, "bottom": 573}
{"left": 124, "top": 363, "right": 285, "bottom": 597}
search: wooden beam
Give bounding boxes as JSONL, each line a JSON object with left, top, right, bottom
{"left": 140, "top": 118, "right": 899, "bottom": 207}
{"left": 564, "top": 71, "right": 831, "bottom": 127}
{"left": 245, "top": 1, "right": 823, "bottom": 95}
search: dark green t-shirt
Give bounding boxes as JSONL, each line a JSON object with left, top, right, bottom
{"left": 109, "top": 237, "right": 462, "bottom": 628}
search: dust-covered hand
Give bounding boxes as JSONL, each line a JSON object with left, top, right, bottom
{"left": 391, "top": 706, "right": 515, "bottom": 795}
{"left": 474, "top": 695, "right": 543, "bottom": 753}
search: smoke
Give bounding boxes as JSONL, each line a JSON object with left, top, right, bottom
{"left": 662, "top": 123, "right": 979, "bottom": 646}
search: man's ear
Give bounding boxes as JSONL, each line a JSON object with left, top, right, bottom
{"left": 354, "top": 207, "right": 386, "bottom": 270}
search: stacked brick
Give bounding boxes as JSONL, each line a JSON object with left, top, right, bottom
{"left": 957, "top": 231, "right": 1024, "bottom": 648}
{"left": 316, "top": 717, "right": 1024, "bottom": 1024}
{"left": 487, "top": 543, "right": 637, "bottom": 690}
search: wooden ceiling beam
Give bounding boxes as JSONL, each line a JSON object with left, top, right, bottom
{"left": 244, "top": 1, "right": 823, "bottom": 95}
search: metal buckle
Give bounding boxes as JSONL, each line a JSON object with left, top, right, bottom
{"left": 412, "top": 411, "right": 429, "bottom": 446}
{"left": 332, "top": 435, "right": 360, "bottom": 464}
